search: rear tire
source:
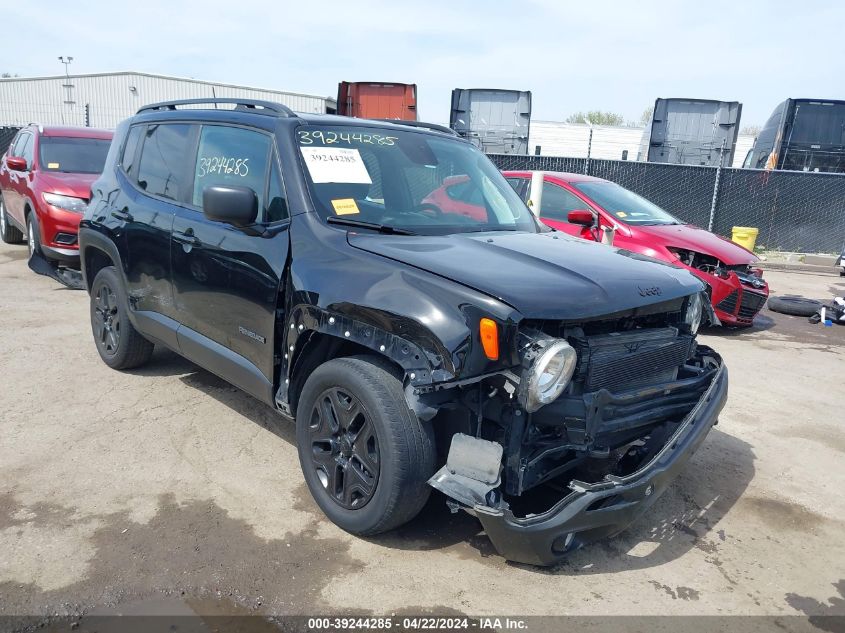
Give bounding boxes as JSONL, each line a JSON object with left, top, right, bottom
{"left": 767, "top": 295, "right": 822, "bottom": 317}
{"left": 90, "top": 266, "right": 154, "bottom": 369}
{"left": 0, "top": 198, "right": 23, "bottom": 244}
{"left": 296, "top": 355, "right": 435, "bottom": 536}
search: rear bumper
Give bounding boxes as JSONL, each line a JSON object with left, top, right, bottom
{"left": 476, "top": 363, "right": 728, "bottom": 566}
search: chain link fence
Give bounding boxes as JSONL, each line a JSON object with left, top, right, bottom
{"left": 489, "top": 154, "right": 845, "bottom": 254}
{"left": 0, "top": 126, "right": 20, "bottom": 154}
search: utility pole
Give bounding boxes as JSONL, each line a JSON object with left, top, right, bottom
{"left": 58, "top": 56, "right": 75, "bottom": 123}
{"left": 707, "top": 139, "right": 727, "bottom": 232}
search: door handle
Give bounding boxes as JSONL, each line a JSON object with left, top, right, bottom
{"left": 173, "top": 229, "right": 199, "bottom": 246}
{"left": 111, "top": 208, "right": 133, "bottom": 222}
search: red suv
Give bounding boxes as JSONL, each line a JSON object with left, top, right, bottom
{"left": 503, "top": 171, "right": 769, "bottom": 326}
{"left": 0, "top": 125, "right": 112, "bottom": 264}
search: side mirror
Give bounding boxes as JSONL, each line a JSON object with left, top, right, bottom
{"left": 6, "top": 156, "right": 27, "bottom": 171}
{"left": 567, "top": 209, "right": 595, "bottom": 227}
{"left": 202, "top": 185, "right": 258, "bottom": 227}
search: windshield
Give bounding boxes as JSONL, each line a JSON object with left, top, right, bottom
{"left": 573, "top": 181, "right": 680, "bottom": 226}
{"left": 39, "top": 137, "right": 111, "bottom": 174}
{"left": 297, "top": 125, "right": 537, "bottom": 234}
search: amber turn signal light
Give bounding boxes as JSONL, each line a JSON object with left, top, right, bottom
{"left": 479, "top": 318, "right": 499, "bottom": 360}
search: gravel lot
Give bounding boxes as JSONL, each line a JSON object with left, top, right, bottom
{"left": 0, "top": 240, "right": 843, "bottom": 624}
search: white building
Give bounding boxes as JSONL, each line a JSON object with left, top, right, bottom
{"left": 529, "top": 120, "right": 754, "bottom": 168}
{"left": 0, "top": 71, "right": 337, "bottom": 129}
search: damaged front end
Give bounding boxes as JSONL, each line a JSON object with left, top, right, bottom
{"left": 427, "top": 294, "right": 728, "bottom": 566}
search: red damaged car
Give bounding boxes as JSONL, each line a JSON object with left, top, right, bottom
{"left": 502, "top": 171, "right": 768, "bottom": 326}
{"left": 0, "top": 124, "right": 112, "bottom": 264}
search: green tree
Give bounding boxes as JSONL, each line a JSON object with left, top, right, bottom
{"left": 639, "top": 106, "right": 654, "bottom": 125}
{"left": 740, "top": 124, "right": 761, "bottom": 137}
{"left": 566, "top": 110, "right": 625, "bottom": 126}
{"left": 1, "top": 72, "right": 19, "bottom": 78}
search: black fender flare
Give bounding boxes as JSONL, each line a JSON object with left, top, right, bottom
{"left": 276, "top": 304, "right": 456, "bottom": 416}
{"left": 78, "top": 226, "right": 127, "bottom": 292}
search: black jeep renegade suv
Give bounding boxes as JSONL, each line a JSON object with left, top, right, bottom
{"left": 79, "top": 99, "right": 727, "bottom": 566}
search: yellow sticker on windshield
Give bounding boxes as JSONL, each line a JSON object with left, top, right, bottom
{"left": 616, "top": 211, "right": 627, "bottom": 218}
{"left": 47, "top": 162, "right": 60, "bottom": 169}
{"left": 332, "top": 198, "right": 360, "bottom": 215}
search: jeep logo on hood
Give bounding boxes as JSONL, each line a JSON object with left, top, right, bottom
{"left": 637, "top": 285, "right": 663, "bottom": 297}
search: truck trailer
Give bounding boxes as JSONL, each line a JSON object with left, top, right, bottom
{"left": 450, "top": 88, "right": 532, "bottom": 155}
{"left": 742, "top": 98, "right": 845, "bottom": 173}
{"left": 638, "top": 98, "right": 742, "bottom": 167}
{"left": 337, "top": 82, "right": 417, "bottom": 120}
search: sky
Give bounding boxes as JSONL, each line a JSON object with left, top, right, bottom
{"left": 5, "top": 0, "right": 845, "bottom": 128}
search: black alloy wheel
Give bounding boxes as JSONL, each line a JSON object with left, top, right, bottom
{"left": 88, "top": 266, "right": 154, "bottom": 370}
{"left": 93, "top": 283, "right": 121, "bottom": 356}
{"left": 295, "top": 355, "right": 435, "bottom": 535}
{"left": 307, "top": 387, "right": 380, "bottom": 509}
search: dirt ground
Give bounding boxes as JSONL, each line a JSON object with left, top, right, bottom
{"left": 0, "top": 240, "right": 843, "bottom": 625}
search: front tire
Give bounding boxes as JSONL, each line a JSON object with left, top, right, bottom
{"left": 26, "top": 213, "right": 42, "bottom": 258}
{"left": 90, "top": 266, "right": 154, "bottom": 369}
{"left": 296, "top": 355, "right": 435, "bottom": 535}
{"left": 0, "top": 198, "right": 23, "bottom": 244}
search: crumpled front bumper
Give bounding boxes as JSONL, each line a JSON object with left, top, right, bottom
{"left": 476, "top": 362, "right": 728, "bottom": 566}
{"left": 694, "top": 268, "right": 768, "bottom": 326}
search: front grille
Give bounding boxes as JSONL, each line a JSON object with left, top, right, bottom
{"left": 580, "top": 327, "right": 696, "bottom": 393}
{"left": 717, "top": 290, "right": 739, "bottom": 314}
{"left": 738, "top": 291, "right": 767, "bottom": 319}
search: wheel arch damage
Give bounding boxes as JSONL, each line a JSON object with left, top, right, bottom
{"left": 277, "top": 304, "right": 478, "bottom": 418}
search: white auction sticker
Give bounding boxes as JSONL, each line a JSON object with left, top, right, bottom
{"left": 300, "top": 147, "right": 372, "bottom": 184}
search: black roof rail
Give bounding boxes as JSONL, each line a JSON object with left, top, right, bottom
{"left": 136, "top": 98, "right": 297, "bottom": 118}
{"left": 373, "top": 119, "right": 459, "bottom": 137}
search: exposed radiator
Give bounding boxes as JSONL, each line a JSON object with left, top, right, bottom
{"left": 577, "top": 327, "right": 696, "bottom": 393}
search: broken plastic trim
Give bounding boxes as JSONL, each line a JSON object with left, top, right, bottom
{"left": 28, "top": 252, "right": 85, "bottom": 290}
{"left": 428, "top": 433, "right": 504, "bottom": 508}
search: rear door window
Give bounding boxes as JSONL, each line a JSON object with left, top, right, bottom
{"left": 136, "top": 123, "right": 193, "bottom": 201}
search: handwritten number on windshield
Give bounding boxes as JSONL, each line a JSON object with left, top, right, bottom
{"left": 299, "top": 130, "right": 397, "bottom": 146}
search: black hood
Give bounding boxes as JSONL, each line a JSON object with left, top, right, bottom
{"left": 348, "top": 231, "right": 704, "bottom": 320}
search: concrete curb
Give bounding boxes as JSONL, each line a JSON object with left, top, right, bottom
{"left": 758, "top": 261, "right": 841, "bottom": 275}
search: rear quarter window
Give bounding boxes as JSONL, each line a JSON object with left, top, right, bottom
{"left": 120, "top": 126, "right": 143, "bottom": 177}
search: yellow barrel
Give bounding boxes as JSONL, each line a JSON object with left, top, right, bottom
{"left": 731, "top": 226, "right": 759, "bottom": 251}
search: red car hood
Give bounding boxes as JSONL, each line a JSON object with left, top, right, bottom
{"left": 634, "top": 223, "right": 758, "bottom": 265}
{"left": 38, "top": 171, "right": 98, "bottom": 199}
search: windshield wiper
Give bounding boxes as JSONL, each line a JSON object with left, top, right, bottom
{"left": 326, "top": 216, "right": 416, "bottom": 235}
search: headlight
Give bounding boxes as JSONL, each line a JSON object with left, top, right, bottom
{"left": 684, "top": 293, "right": 704, "bottom": 335}
{"left": 519, "top": 339, "right": 578, "bottom": 413}
{"left": 42, "top": 192, "right": 87, "bottom": 214}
